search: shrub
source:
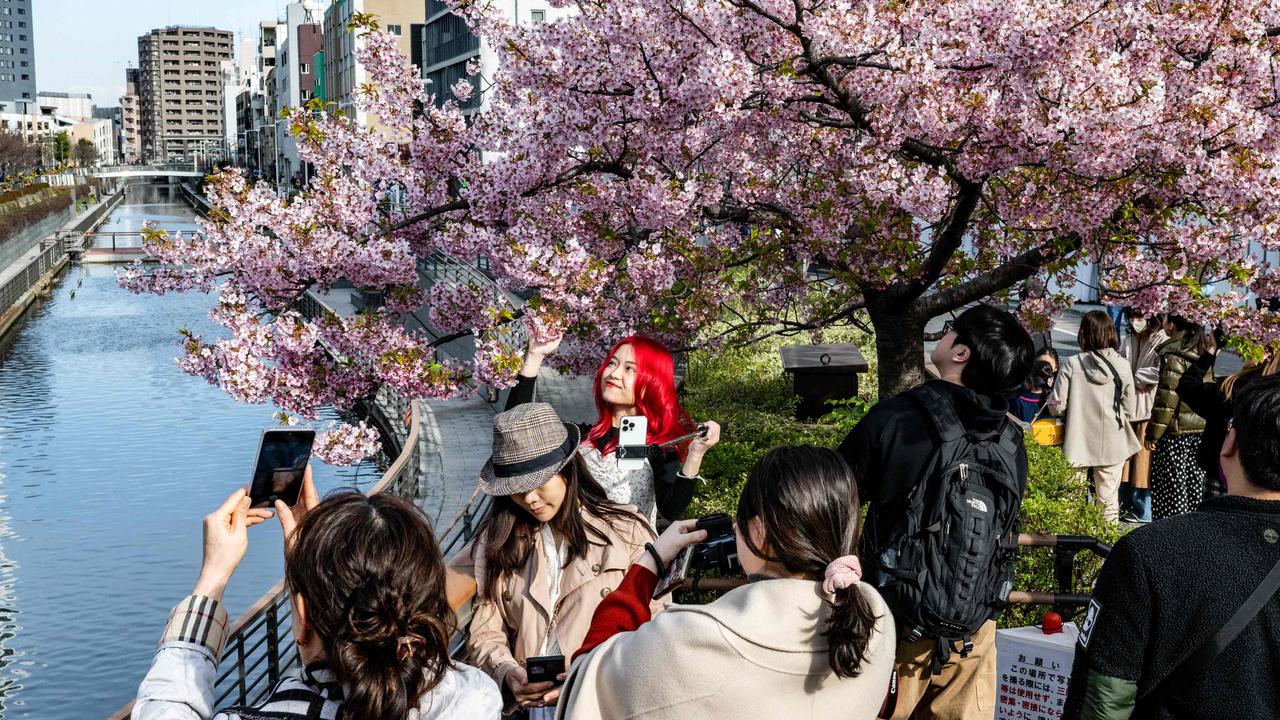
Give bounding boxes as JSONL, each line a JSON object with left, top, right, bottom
{"left": 0, "top": 190, "right": 72, "bottom": 240}
{"left": 0, "top": 181, "right": 50, "bottom": 205}
{"left": 680, "top": 331, "right": 1124, "bottom": 629}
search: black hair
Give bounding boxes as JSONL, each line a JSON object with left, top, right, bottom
{"left": 1232, "top": 373, "right": 1280, "bottom": 492}
{"left": 1167, "top": 315, "right": 1211, "bottom": 355}
{"left": 735, "top": 445, "right": 880, "bottom": 678}
{"left": 951, "top": 304, "right": 1036, "bottom": 397}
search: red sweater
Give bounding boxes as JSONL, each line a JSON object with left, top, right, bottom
{"left": 572, "top": 564, "right": 659, "bottom": 662}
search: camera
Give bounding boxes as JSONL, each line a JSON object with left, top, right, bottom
{"left": 688, "top": 513, "right": 742, "bottom": 575}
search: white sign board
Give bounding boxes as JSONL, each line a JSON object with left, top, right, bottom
{"left": 994, "top": 623, "right": 1079, "bottom": 720}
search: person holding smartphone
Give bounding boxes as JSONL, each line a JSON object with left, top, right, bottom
{"left": 557, "top": 446, "right": 895, "bottom": 719}
{"left": 131, "top": 469, "right": 502, "bottom": 719}
{"left": 451, "top": 403, "right": 662, "bottom": 717}
{"left": 508, "top": 332, "right": 720, "bottom": 528}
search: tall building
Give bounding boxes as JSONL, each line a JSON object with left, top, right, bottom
{"left": 421, "top": 0, "right": 565, "bottom": 114}
{"left": 137, "top": 26, "right": 234, "bottom": 164}
{"left": 323, "top": 0, "right": 424, "bottom": 129}
{"left": 120, "top": 68, "right": 141, "bottom": 163}
{"left": 235, "top": 22, "right": 278, "bottom": 179}
{"left": 274, "top": 1, "right": 324, "bottom": 185}
{"left": 223, "top": 38, "right": 259, "bottom": 168}
{"left": 71, "top": 118, "right": 115, "bottom": 165}
{"left": 0, "top": 0, "right": 34, "bottom": 113}
{"left": 37, "top": 91, "right": 94, "bottom": 121}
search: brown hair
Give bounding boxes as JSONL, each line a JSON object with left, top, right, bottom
{"left": 1222, "top": 349, "right": 1280, "bottom": 400}
{"left": 735, "top": 445, "right": 880, "bottom": 678}
{"left": 285, "top": 492, "right": 455, "bottom": 720}
{"left": 1078, "top": 310, "right": 1119, "bottom": 352}
{"left": 473, "top": 453, "right": 640, "bottom": 599}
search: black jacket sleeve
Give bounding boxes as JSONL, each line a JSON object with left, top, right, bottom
{"left": 652, "top": 448, "right": 697, "bottom": 521}
{"left": 838, "top": 411, "right": 886, "bottom": 506}
{"left": 1175, "top": 352, "right": 1223, "bottom": 421}
{"left": 505, "top": 373, "right": 538, "bottom": 411}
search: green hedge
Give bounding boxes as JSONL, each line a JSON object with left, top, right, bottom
{"left": 680, "top": 333, "right": 1123, "bottom": 629}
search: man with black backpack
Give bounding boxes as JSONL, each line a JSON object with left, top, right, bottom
{"left": 839, "top": 304, "right": 1034, "bottom": 720}
{"left": 1063, "top": 373, "right": 1280, "bottom": 719}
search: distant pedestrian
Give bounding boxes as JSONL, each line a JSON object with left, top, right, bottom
{"left": 1007, "top": 346, "right": 1059, "bottom": 423}
{"left": 1117, "top": 308, "right": 1168, "bottom": 522}
{"left": 1048, "top": 311, "right": 1140, "bottom": 521}
{"left": 1145, "top": 316, "right": 1210, "bottom": 519}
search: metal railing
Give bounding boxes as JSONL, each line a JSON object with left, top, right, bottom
{"left": 0, "top": 239, "right": 64, "bottom": 319}
{"left": 417, "top": 251, "right": 527, "bottom": 352}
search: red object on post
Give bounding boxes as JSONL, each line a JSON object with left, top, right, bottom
{"left": 1041, "top": 611, "right": 1064, "bottom": 634}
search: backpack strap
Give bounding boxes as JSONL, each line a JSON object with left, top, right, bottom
{"left": 910, "top": 383, "right": 965, "bottom": 444}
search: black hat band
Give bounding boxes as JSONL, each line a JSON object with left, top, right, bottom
{"left": 492, "top": 432, "right": 576, "bottom": 478}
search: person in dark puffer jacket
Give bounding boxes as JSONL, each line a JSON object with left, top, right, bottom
{"left": 1144, "top": 317, "right": 1210, "bottom": 519}
{"left": 1062, "top": 373, "right": 1280, "bottom": 720}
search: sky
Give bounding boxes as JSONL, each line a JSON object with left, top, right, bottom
{"left": 33, "top": 0, "right": 290, "bottom": 107}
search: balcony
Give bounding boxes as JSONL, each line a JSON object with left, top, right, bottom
{"left": 426, "top": 32, "right": 480, "bottom": 67}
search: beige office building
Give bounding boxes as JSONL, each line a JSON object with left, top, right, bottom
{"left": 137, "top": 26, "right": 233, "bottom": 163}
{"left": 322, "top": 0, "right": 424, "bottom": 132}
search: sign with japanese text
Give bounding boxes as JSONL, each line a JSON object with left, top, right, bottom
{"left": 995, "top": 623, "right": 1079, "bottom": 720}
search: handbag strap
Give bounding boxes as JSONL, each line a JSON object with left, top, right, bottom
{"left": 1091, "top": 351, "right": 1126, "bottom": 429}
{"left": 1144, "top": 552, "right": 1280, "bottom": 701}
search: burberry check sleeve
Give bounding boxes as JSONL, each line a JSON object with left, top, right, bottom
{"left": 132, "top": 594, "right": 229, "bottom": 720}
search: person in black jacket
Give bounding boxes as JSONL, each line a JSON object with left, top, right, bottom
{"left": 1063, "top": 373, "right": 1280, "bottom": 720}
{"left": 1177, "top": 342, "right": 1279, "bottom": 498}
{"left": 838, "top": 304, "right": 1034, "bottom": 720}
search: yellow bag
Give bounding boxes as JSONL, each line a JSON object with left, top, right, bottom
{"left": 1031, "top": 418, "right": 1064, "bottom": 446}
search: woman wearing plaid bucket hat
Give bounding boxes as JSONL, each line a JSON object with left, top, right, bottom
{"left": 451, "top": 403, "right": 660, "bottom": 717}
{"left": 507, "top": 332, "right": 721, "bottom": 529}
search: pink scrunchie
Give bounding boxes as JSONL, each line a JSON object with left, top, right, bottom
{"left": 822, "top": 555, "right": 863, "bottom": 594}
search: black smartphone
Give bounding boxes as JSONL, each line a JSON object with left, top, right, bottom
{"left": 248, "top": 428, "right": 316, "bottom": 509}
{"left": 525, "top": 654, "right": 565, "bottom": 684}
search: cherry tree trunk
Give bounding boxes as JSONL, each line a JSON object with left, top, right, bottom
{"left": 868, "top": 305, "right": 929, "bottom": 400}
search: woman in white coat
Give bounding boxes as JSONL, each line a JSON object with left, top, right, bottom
{"left": 1049, "top": 310, "right": 1140, "bottom": 521}
{"left": 555, "top": 445, "right": 895, "bottom": 720}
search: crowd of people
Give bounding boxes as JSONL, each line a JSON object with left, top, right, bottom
{"left": 129, "top": 303, "right": 1280, "bottom": 720}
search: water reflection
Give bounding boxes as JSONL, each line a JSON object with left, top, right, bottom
{"left": 0, "top": 183, "right": 386, "bottom": 718}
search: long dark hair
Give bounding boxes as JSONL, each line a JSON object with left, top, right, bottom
{"left": 474, "top": 453, "right": 641, "bottom": 599}
{"left": 735, "top": 445, "right": 880, "bottom": 678}
{"left": 285, "top": 492, "right": 455, "bottom": 720}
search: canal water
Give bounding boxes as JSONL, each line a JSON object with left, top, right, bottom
{"left": 0, "top": 184, "right": 385, "bottom": 718}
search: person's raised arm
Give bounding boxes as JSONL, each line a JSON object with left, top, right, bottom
{"left": 506, "top": 332, "right": 564, "bottom": 410}
{"left": 655, "top": 421, "right": 720, "bottom": 520}
{"left": 133, "top": 489, "right": 273, "bottom": 720}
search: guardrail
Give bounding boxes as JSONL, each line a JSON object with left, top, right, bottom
{"left": 417, "top": 251, "right": 527, "bottom": 354}
{"left": 0, "top": 239, "right": 64, "bottom": 319}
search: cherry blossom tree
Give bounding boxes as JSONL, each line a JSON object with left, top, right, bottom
{"left": 123, "top": 2, "right": 1280, "bottom": 456}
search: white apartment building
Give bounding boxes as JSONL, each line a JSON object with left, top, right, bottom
{"left": 274, "top": 1, "right": 324, "bottom": 185}
{"left": 71, "top": 117, "right": 116, "bottom": 165}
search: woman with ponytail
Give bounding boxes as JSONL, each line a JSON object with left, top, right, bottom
{"left": 556, "top": 445, "right": 895, "bottom": 720}
{"left": 133, "top": 471, "right": 501, "bottom": 720}
{"left": 509, "top": 332, "right": 720, "bottom": 528}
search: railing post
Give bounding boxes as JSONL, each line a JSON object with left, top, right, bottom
{"left": 265, "top": 598, "right": 281, "bottom": 687}
{"left": 236, "top": 634, "right": 247, "bottom": 705}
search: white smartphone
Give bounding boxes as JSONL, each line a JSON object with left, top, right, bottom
{"left": 617, "top": 415, "right": 648, "bottom": 471}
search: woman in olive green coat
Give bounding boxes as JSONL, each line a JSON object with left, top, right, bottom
{"left": 1144, "top": 316, "right": 1209, "bottom": 519}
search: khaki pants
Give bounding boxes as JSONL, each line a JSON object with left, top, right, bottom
{"left": 1122, "top": 420, "right": 1152, "bottom": 489}
{"left": 891, "top": 620, "right": 996, "bottom": 720}
{"left": 1091, "top": 462, "right": 1123, "bottom": 522}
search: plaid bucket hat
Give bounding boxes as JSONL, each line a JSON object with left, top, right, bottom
{"left": 478, "top": 402, "right": 581, "bottom": 496}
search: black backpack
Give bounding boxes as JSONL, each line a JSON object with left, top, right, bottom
{"left": 877, "top": 383, "right": 1026, "bottom": 673}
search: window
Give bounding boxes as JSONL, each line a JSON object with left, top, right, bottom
{"left": 387, "top": 24, "right": 402, "bottom": 35}
{"left": 299, "top": 62, "right": 309, "bottom": 74}
{"left": 531, "top": 9, "right": 545, "bottom": 23}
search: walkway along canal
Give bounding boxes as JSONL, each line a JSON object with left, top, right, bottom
{"left": 0, "top": 183, "right": 386, "bottom": 718}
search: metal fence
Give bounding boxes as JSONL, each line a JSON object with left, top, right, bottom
{"left": 0, "top": 239, "right": 64, "bottom": 320}
{"left": 418, "top": 251, "right": 527, "bottom": 352}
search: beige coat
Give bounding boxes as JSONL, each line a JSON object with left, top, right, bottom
{"left": 449, "top": 507, "right": 656, "bottom": 709}
{"left": 1120, "top": 329, "right": 1168, "bottom": 421}
{"left": 1049, "top": 348, "right": 1140, "bottom": 467}
{"left": 556, "top": 578, "right": 896, "bottom": 720}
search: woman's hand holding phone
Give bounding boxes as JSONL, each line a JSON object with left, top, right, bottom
{"left": 650, "top": 519, "right": 709, "bottom": 566}
{"left": 193, "top": 488, "right": 275, "bottom": 602}
{"left": 506, "top": 665, "right": 558, "bottom": 708}
{"left": 275, "top": 464, "right": 320, "bottom": 550}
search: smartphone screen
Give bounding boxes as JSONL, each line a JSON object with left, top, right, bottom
{"left": 248, "top": 428, "right": 316, "bottom": 509}
{"left": 652, "top": 544, "right": 694, "bottom": 599}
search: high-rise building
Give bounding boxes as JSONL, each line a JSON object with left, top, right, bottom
{"left": 0, "top": 0, "right": 35, "bottom": 113}
{"left": 120, "top": 68, "right": 141, "bottom": 163}
{"left": 223, "top": 38, "right": 259, "bottom": 168}
{"left": 274, "top": 1, "right": 324, "bottom": 185}
{"left": 137, "top": 26, "right": 234, "bottom": 164}
{"left": 323, "top": 0, "right": 424, "bottom": 130}
{"left": 421, "top": 0, "right": 565, "bottom": 114}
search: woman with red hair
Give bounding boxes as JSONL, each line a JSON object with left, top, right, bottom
{"left": 507, "top": 333, "right": 720, "bottom": 527}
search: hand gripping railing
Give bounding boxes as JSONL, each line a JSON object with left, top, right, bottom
{"left": 107, "top": 399, "right": 493, "bottom": 719}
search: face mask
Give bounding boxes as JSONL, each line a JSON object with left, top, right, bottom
{"left": 1131, "top": 318, "right": 1148, "bottom": 334}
